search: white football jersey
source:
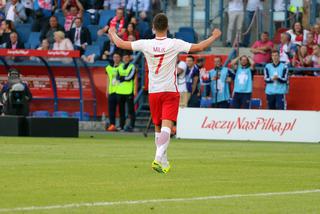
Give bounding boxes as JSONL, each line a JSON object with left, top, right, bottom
{"left": 132, "top": 37, "right": 192, "bottom": 93}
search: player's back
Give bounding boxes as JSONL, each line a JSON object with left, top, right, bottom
{"left": 132, "top": 37, "right": 191, "bottom": 93}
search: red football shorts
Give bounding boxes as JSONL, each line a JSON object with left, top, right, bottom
{"left": 149, "top": 92, "right": 180, "bottom": 126}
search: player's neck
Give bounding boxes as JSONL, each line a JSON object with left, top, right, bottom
{"left": 155, "top": 31, "right": 167, "bottom": 38}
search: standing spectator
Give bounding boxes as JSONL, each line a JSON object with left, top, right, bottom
{"left": 21, "top": 0, "right": 33, "bottom": 17}
{"left": 105, "top": 52, "right": 122, "bottom": 132}
{"left": 116, "top": 51, "right": 136, "bottom": 132}
{"left": 68, "top": 17, "right": 91, "bottom": 55}
{"left": 279, "top": 33, "right": 297, "bottom": 65}
{"left": 230, "top": 55, "right": 255, "bottom": 109}
{"left": 286, "top": 22, "right": 309, "bottom": 46}
{"left": 62, "top": 0, "right": 83, "bottom": 32}
{"left": 122, "top": 23, "right": 139, "bottom": 41}
{"left": 288, "top": 0, "right": 303, "bottom": 24}
{"left": 177, "top": 59, "right": 188, "bottom": 107}
{"left": 98, "top": 7, "right": 127, "bottom": 37}
{"left": 226, "top": 0, "right": 244, "bottom": 47}
{"left": 273, "top": 0, "right": 285, "bottom": 30}
{"left": 40, "top": 16, "right": 65, "bottom": 47}
{"left": 198, "top": 58, "right": 211, "bottom": 108}
{"left": 5, "top": 0, "right": 27, "bottom": 24}
{"left": 264, "top": 50, "right": 288, "bottom": 110}
{"left": 312, "top": 23, "right": 320, "bottom": 45}
{"left": 185, "top": 55, "right": 200, "bottom": 107}
{"left": 292, "top": 45, "right": 313, "bottom": 68}
{"left": 243, "top": 0, "right": 263, "bottom": 47}
{"left": 306, "top": 33, "right": 315, "bottom": 55}
{"left": 103, "top": 0, "right": 124, "bottom": 10}
{"left": 209, "top": 56, "right": 232, "bottom": 108}
{"left": 0, "top": 20, "right": 14, "bottom": 47}
{"left": 32, "top": 0, "right": 58, "bottom": 32}
{"left": 126, "top": 0, "right": 150, "bottom": 21}
{"left": 250, "top": 32, "right": 274, "bottom": 66}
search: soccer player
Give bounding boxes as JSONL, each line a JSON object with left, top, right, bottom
{"left": 109, "top": 13, "right": 221, "bottom": 173}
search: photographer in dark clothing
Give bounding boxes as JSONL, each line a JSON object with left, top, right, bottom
{"left": 0, "top": 68, "right": 32, "bottom": 116}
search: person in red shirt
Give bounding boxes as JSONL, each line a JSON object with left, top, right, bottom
{"left": 286, "top": 21, "right": 309, "bottom": 46}
{"left": 122, "top": 23, "right": 139, "bottom": 41}
{"left": 250, "top": 32, "right": 274, "bottom": 66}
{"left": 62, "top": 0, "right": 83, "bottom": 32}
{"left": 292, "top": 45, "right": 313, "bottom": 69}
{"left": 305, "top": 33, "right": 315, "bottom": 55}
{"left": 98, "top": 7, "right": 127, "bottom": 37}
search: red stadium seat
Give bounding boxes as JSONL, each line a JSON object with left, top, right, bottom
{"left": 273, "top": 27, "right": 289, "bottom": 44}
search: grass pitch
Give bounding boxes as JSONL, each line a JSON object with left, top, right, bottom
{"left": 0, "top": 133, "right": 319, "bottom": 213}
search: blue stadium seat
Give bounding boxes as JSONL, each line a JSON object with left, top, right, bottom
{"left": 55, "top": 11, "right": 65, "bottom": 27}
{"left": 82, "top": 11, "right": 91, "bottom": 27}
{"left": 84, "top": 45, "right": 101, "bottom": 60}
{"left": 251, "top": 98, "right": 262, "bottom": 109}
{"left": 87, "top": 25, "right": 99, "bottom": 42}
{"left": 15, "top": 24, "right": 32, "bottom": 43}
{"left": 25, "top": 32, "right": 41, "bottom": 49}
{"left": 94, "top": 36, "right": 109, "bottom": 51}
{"left": 200, "top": 97, "right": 212, "bottom": 108}
{"left": 52, "top": 111, "right": 69, "bottom": 118}
{"left": 175, "top": 32, "right": 195, "bottom": 43}
{"left": 98, "top": 10, "right": 116, "bottom": 27}
{"left": 179, "top": 26, "right": 196, "bottom": 34}
{"left": 72, "top": 112, "right": 90, "bottom": 121}
{"left": 32, "top": 111, "right": 50, "bottom": 117}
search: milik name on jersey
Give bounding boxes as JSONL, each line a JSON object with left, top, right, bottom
{"left": 153, "top": 47, "right": 166, "bottom": 53}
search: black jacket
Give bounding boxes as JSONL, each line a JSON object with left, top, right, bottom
{"left": 68, "top": 27, "right": 92, "bottom": 46}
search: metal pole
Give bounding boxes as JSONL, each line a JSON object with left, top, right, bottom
{"left": 310, "top": 0, "right": 317, "bottom": 25}
{"left": 191, "top": 0, "right": 194, "bottom": 28}
{"left": 219, "top": 0, "right": 224, "bottom": 41}
{"left": 269, "top": 0, "right": 274, "bottom": 39}
{"left": 205, "top": 0, "right": 210, "bottom": 38}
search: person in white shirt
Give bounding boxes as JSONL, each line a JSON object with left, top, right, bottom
{"left": 176, "top": 60, "right": 188, "bottom": 107}
{"left": 126, "top": 0, "right": 150, "bottom": 21}
{"left": 109, "top": 13, "right": 221, "bottom": 174}
{"left": 226, "top": 0, "right": 244, "bottom": 47}
{"left": 243, "top": 0, "right": 264, "bottom": 47}
{"left": 51, "top": 31, "right": 74, "bottom": 63}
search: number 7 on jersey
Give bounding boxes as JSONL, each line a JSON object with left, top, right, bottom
{"left": 154, "top": 54, "right": 165, "bottom": 74}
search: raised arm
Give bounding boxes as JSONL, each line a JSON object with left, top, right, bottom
{"left": 189, "top": 29, "right": 221, "bottom": 53}
{"left": 108, "top": 27, "right": 133, "bottom": 50}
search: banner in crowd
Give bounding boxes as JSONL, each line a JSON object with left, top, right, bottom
{"left": 177, "top": 108, "right": 320, "bottom": 143}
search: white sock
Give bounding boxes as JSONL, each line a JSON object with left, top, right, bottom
{"left": 154, "top": 132, "right": 161, "bottom": 160}
{"left": 155, "top": 127, "right": 171, "bottom": 163}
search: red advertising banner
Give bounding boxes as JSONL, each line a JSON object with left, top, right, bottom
{"left": 0, "top": 49, "right": 80, "bottom": 57}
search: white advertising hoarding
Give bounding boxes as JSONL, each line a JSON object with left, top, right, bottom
{"left": 177, "top": 108, "right": 320, "bottom": 143}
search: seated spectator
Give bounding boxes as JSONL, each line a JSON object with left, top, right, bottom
{"left": 126, "top": 0, "right": 150, "bottom": 21}
{"left": 62, "top": 0, "right": 83, "bottom": 32}
{"left": 312, "top": 45, "right": 320, "bottom": 69}
{"left": 312, "top": 23, "right": 320, "bottom": 45}
{"left": 68, "top": 17, "right": 91, "bottom": 55}
{"left": 292, "top": 45, "right": 313, "bottom": 68}
{"left": 51, "top": 31, "right": 73, "bottom": 63}
{"left": 305, "top": 33, "right": 315, "bottom": 55}
{"left": 103, "top": 0, "right": 125, "bottom": 10}
{"left": 250, "top": 32, "right": 274, "bottom": 66}
{"left": 122, "top": 23, "right": 139, "bottom": 41}
{"left": 5, "top": 31, "right": 24, "bottom": 61}
{"left": 40, "top": 16, "right": 65, "bottom": 47}
{"left": 98, "top": 7, "right": 127, "bottom": 37}
{"left": 6, "top": 31, "right": 23, "bottom": 49}
{"left": 5, "top": 0, "right": 27, "bottom": 24}
{"left": 279, "top": 33, "right": 297, "bottom": 65}
{"left": 0, "top": 20, "right": 14, "bottom": 47}
{"left": 37, "top": 38, "right": 50, "bottom": 50}
{"left": 100, "top": 40, "right": 120, "bottom": 62}
{"left": 127, "top": 34, "right": 136, "bottom": 42}
{"left": 286, "top": 22, "right": 309, "bottom": 46}
{"left": 264, "top": 50, "right": 289, "bottom": 110}
{"left": 230, "top": 55, "right": 255, "bottom": 109}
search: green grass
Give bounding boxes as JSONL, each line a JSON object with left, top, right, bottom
{"left": 0, "top": 133, "right": 319, "bottom": 213}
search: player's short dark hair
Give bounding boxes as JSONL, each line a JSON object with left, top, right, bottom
{"left": 152, "top": 13, "right": 168, "bottom": 32}
{"left": 186, "top": 55, "right": 194, "bottom": 61}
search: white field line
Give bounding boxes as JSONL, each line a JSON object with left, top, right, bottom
{"left": 0, "top": 189, "right": 319, "bottom": 213}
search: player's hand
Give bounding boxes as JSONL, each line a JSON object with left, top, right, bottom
{"left": 108, "top": 27, "right": 116, "bottom": 35}
{"left": 272, "top": 75, "right": 278, "bottom": 81}
{"left": 212, "top": 28, "right": 222, "bottom": 39}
